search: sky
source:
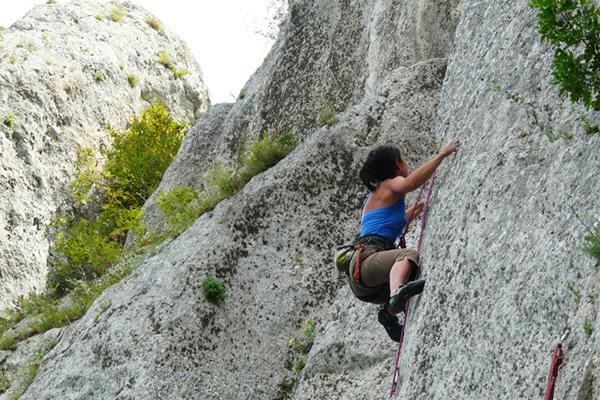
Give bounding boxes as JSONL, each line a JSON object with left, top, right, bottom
{"left": 0, "top": 0, "right": 282, "bottom": 103}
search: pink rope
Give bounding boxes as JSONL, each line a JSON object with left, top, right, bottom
{"left": 388, "top": 172, "right": 437, "bottom": 399}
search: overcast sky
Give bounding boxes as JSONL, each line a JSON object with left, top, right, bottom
{"left": 0, "top": 0, "right": 282, "bottom": 103}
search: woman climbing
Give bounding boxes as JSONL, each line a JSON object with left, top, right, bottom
{"left": 349, "top": 139, "right": 459, "bottom": 342}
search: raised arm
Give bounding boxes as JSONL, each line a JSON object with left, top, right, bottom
{"left": 389, "top": 139, "right": 459, "bottom": 194}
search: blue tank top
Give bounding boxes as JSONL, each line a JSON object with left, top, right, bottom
{"left": 359, "top": 196, "right": 407, "bottom": 243}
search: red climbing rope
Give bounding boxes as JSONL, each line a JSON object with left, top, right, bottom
{"left": 544, "top": 329, "right": 570, "bottom": 400}
{"left": 388, "top": 172, "right": 437, "bottom": 399}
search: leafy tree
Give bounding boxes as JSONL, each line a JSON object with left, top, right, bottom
{"left": 529, "top": 0, "right": 600, "bottom": 111}
{"left": 530, "top": 0, "right": 600, "bottom": 110}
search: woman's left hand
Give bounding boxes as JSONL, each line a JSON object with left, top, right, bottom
{"left": 407, "top": 201, "right": 424, "bottom": 221}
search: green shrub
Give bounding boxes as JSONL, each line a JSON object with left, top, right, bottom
{"left": 147, "top": 17, "right": 162, "bottom": 31}
{"left": 238, "top": 90, "right": 246, "bottom": 100}
{"left": 0, "top": 253, "right": 143, "bottom": 350}
{"left": 51, "top": 218, "right": 121, "bottom": 295}
{"left": 102, "top": 102, "right": 187, "bottom": 211}
{"left": 6, "top": 340, "right": 57, "bottom": 399}
{"left": 53, "top": 102, "right": 185, "bottom": 295}
{"left": 95, "top": 72, "right": 104, "bottom": 82}
{"left": 69, "top": 147, "right": 101, "bottom": 204}
{"left": 3, "top": 113, "right": 14, "bottom": 128}
{"left": 293, "top": 359, "right": 305, "bottom": 373}
{"left": 240, "top": 130, "right": 298, "bottom": 179}
{"left": 110, "top": 6, "right": 126, "bottom": 22}
{"left": 317, "top": 104, "right": 336, "bottom": 127}
{"left": 0, "top": 374, "right": 9, "bottom": 395}
{"left": 173, "top": 69, "right": 189, "bottom": 79}
{"left": 530, "top": 0, "right": 600, "bottom": 110}
{"left": 96, "top": 15, "right": 105, "bottom": 21}
{"left": 201, "top": 163, "right": 237, "bottom": 208}
{"left": 202, "top": 276, "right": 226, "bottom": 303}
{"left": 155, "top": 186, "right": 199, "bottom": 237}
{"left": 583, "top": 118, "right": 600, "bottom": 135}
{"left": 47, "top": 0, "right": 57, "bottom": 4}
{"left": 127, "top": 73, "right": 139, "bottom": 88}
{"left": 151, "top": 131, "right": 297, "bottom": 239}
{"left": 288, "top": 319, "right": 316, "bottom": 375}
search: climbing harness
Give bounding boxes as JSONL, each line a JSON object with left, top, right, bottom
{"left": 387, "top": 172, "right": 437, "bottom": 400}
{"left": 543, "top": 328, "right": 570, "bottom": 400}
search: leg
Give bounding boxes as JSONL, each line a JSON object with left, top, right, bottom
{"left": 388, "top": 257, "right": 414, "bottom": 294}
{"left": 387, "top": 256, "right": 424, "bottom": 314}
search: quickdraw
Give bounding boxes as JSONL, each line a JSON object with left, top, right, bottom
{"left": 544, "top": 328, "right": 570, "bottom": 400}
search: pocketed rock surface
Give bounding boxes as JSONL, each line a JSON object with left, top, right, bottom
{"left": 0, "top": 0, "right": 208, "bottom": 310}
{"left": 10, "top": 0, "right": 600, "bottom": 399}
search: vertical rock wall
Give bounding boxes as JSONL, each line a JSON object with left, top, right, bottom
{"left": 19, "top": 0, "right": 461, "bottom": 398}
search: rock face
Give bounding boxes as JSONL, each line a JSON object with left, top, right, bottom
{"left": 13, "top": 0, "right": 600, "bottom": 399}
{"left": 0, "top": 0, "right": 209, "bottom": 310}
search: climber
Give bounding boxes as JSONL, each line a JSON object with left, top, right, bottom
{"left": 348, "top": 139, "right": 459, "bottom": 342}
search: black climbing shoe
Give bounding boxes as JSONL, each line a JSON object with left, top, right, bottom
{"left": 377, "top": 307, "right": 403, "bottom": 342}
{"left": 388, "top": 278, "right": 426, "bottom": 313}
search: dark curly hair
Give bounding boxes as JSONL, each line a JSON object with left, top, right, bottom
{"left": 359, "top": 145, "right": 401, "bottom": 191}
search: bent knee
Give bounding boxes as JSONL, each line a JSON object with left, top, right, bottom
{"left": 395, "top": 249, "right": 419, "bottom": 268}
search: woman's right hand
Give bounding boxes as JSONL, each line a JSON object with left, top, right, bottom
{"left": 441, "top": 139, "right": 460, "bottom": 157}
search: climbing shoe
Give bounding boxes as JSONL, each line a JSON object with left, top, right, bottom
{"left": 377, "top": 307, "right": 403, "bottom": 342}
{"left": 388, "top": 278, "right": 426, "bottom": 313}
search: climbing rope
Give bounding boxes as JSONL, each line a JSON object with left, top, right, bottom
{"left": 388, "top": 171, "right": 437, "bottom": 399}
{"left": 544, "top": 329, "right": 570, "bottom": 400}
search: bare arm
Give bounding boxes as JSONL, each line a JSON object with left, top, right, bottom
{"left": 389, "top": 139, "right": 459, "bottom": 195}
{"left": 406, "top": 201, "right": 424, "bottom": 223}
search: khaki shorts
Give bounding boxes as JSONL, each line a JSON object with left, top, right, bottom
{"left": 348, "top": 245, "right": 420, "bottom": 304}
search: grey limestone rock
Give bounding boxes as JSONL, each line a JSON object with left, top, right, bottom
{"left": 11, "top": 0, "right": 600, "bottom": 399}
{"left": 20, "top": 0, "right": 455, "bottom": 398}
{"left": 0, "top": 0, "right": 209, "bottom": 310}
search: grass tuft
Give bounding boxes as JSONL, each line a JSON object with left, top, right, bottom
{"left": 157, "top": 51, "right": 171, "bottom": 69}
{"left": 3, "top": 113, "right": 15, "bottom": 128}
{"left": 127, "top": 73, "right": 139, "bottom": 88}
{"left": 110, "top": 6, "right": 126, "bottom": 22}
{"left": 317, "top": 104, "right": 336, "bottom": 127}
{"left": 147, "top": 17, "right": 162, "bottom": 31}
{"left": 584, "top": 320, "right": 593, "bottom": 338}
{"left": 173, "top": 69, "right": 189, "bottom": 79}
